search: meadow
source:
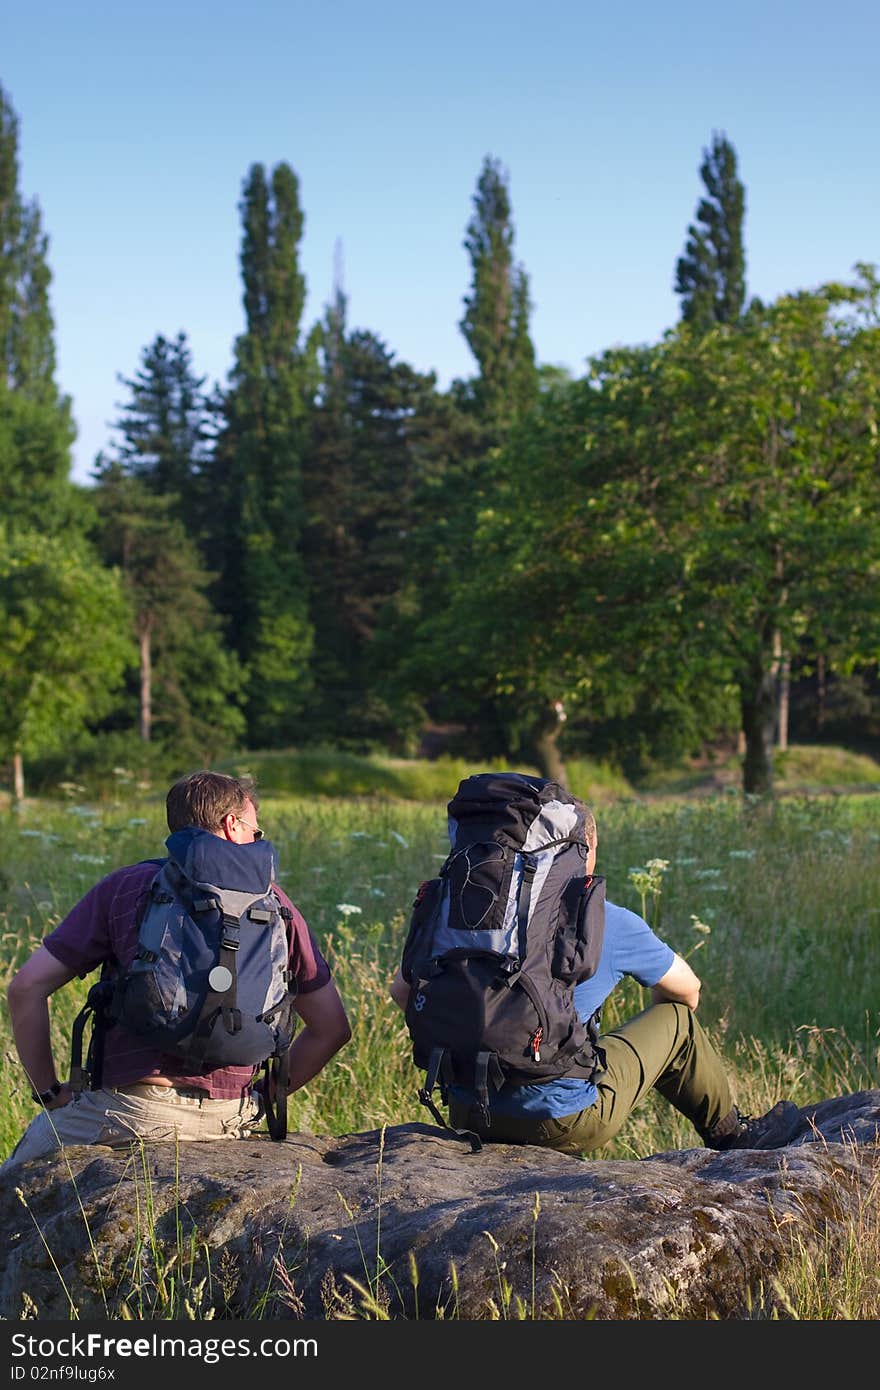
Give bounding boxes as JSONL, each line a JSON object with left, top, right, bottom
{"left": 1, "top": 761, "right": 878, "bottom": 1318}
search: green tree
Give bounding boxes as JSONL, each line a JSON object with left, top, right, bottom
{"left": 393, "top": 367, "right": 733, "bottom": 783}
{"left": 0, "top": 527, "right": 132, "bottom": 799}
{"left": 302, "top": 311, "right": 459, "bottom": 747}
{"left": 405, "top": 273, "right": 880, "bottom": 795}
{"left": 580, "top": 275, "right": 880, "bottom": 794}
{"left": 675, "top": 132, "right": 747, "bottom": 333}
{"left": 90, "top": 463, "right": 246, "bottom": 762}
{"left": 1, "top": 83, "right": 59, "bottom": 404}
{"left": 206, "top": 162, "right": 316, "bottom": 744}
{"left": 459, "top": 155, "right": 537, "bottom": 432}
{"left": 109, "top": 331, "right": 218, "bottom": 529}
{"left": 0, "top": 83, "right": 79, "bottom": 533}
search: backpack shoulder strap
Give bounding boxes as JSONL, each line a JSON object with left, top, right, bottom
{"left": 69, "top": 857, "right": 168, "bottom": 1092}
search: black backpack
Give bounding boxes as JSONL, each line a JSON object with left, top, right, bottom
{"left": 400, "top": 772, "right": 605, "bottom": 1149}
{"left": 70, "top": 831, "right": 298, "bottom": 1140}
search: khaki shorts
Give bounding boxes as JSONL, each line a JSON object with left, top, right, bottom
{"left": 1, "top": 1083, "right": 262, "bottom": 1171}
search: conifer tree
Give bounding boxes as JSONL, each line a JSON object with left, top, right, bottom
{"left": 675, "top": 132, "right": 747, "bottom": 332}
{"left": 302, "top": 267, "right": 459, "bottom": 748}
{"left": 459, "top": 156, "right": 537, "bottom": 432}
{"left": 110, "top": 331, "right": 218, "bottom": 529}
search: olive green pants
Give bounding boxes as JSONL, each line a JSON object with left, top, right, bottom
{"left": 448, "top": 1001, "right": 734, "bottom": 1154}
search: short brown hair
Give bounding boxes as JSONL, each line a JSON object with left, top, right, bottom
{"left": 165, "top": 770, "right": 259, "bottom": 833}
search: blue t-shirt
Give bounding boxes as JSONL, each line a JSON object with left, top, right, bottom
{"left": 451, "top": 900, "right": 674, "bottom": 1120}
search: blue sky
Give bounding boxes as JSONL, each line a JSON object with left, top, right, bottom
{"left": 4, "top": 0, "right": 878, "bottom": 483}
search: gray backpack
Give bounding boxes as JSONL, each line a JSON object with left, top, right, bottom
{"left": 401, "top": 773, "right": 605, "bottom": 1147}
{"left": 71, "top": 831, "right": 297, "bottom": 1139}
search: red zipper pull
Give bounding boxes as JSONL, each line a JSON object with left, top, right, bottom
{"left": 530, "top": 1027, "right": 543, "bottom": 1062}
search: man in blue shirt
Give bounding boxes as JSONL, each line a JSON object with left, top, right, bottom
{"left": 390, "top": 814, "right": 800, "bottom": 1154}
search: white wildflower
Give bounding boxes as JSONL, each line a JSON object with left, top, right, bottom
{"left": 335, "top": 903, "right": 362, "bottom": 916}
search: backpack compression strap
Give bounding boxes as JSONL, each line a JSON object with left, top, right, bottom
{"left": 418, "top": 1047, "right": 483, "bottom": 1153}
{"left": 262, "top": 1051, "right": 290, "bottom": 1141}
{"left": 183, "top": 905, "right": 243, "bottom": 1067}
{"left": 69, "top": 978, "right": 115, "bottom": 1094}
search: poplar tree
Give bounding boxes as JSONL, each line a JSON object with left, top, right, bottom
{"left": 208, "top": 162, "right": 317, "bottom": 744}
{"left": 459, "top": 155, "right": 537, "bottom": 432}
{"left": 675, "top": 132, "right": 747, "bottom": 333}
{"left": 0, "top": 82, "right": 77, "bottom": 530}
{"left": 0, "top": 84, "right": 126, "bottom": 797}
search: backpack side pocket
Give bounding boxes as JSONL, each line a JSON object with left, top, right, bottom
{"left": 552, "top": 874, "right": 606, "bottom": 985}
{"left": 401, "top": 877, "right": 443, "bottom": 982}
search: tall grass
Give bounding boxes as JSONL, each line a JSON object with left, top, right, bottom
{"left": 1, "top": 777, "right": 878, "bottom": 1316}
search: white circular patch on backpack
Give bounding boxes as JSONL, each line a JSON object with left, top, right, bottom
{"left": 208, "top": 965, "right": 234, "bottom": 993}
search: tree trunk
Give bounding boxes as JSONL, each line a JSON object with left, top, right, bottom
{"left": 528, "top": 703, "right": 568, "bottom": 787}
{"left": 772, "top": 628, "right": 790, "bottom": 751}
{"left": 139, "top": 617, "right": 152, "bottom": 742}
{"left": 740, "top": 659, "right": 776, "bottom": 796}
{"left": 12, "top": 751, "right": 24, "bottom": 802}
{"left": 777, "top": 654, "right": 790, "bottom": 751}
{"left": 817, "top": 652, "right": 827, "bottom": 730}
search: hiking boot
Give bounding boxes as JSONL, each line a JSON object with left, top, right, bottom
{"left": 705, "top": 1100, "right": 802, "bottom": 1151}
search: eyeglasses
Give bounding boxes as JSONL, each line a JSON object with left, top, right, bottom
{"left": 235, "top": 814, "right": 264, "bottom": 841}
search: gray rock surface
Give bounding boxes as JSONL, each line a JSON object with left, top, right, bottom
{"left": 2, "top": 1091, "right": 878, "bottom": 1320}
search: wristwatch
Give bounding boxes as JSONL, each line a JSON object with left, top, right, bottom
{"left": 30, "top": 1081, "right": 61, "bottom": 1105}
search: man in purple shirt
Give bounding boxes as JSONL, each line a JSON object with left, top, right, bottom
{"left": 3, "top": 771, "right": 351, "bottom": 1170}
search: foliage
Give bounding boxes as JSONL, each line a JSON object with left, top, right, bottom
{"left": 459, "top": 155, "right": 537, "bottom": 431}
{"left": 0, "top": 83, "right": 80, "bottom": 536}
{"left": 107, "top": 330, "right": 220, "bottom": 530}
{"left": 0, "top": 527, "right": 132, "bottom": 788}
{"left": 393, "top": 367, "right": 734, "bottom": 778}
{"left": 0, "top": 82, "right": 64, "bottom": 407}
{"left": 205, "top": 162, "right": 316, "bottom": 743}
{"left": 0, "top": 380, "right": 84, "bottom": 533}
{"left": 302, "top": 301, "right": 460, "bottom": 747}
{"left": 675, "top": 130, "right": 747, "bottom": 332}
{"left": 90, "top": 463, "right": 247, "bottom": 759}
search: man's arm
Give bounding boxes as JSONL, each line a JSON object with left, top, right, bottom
{"left": 389, "top": 967, "right": 409, "bottom": 1012}
{"left": 7, "top": 946, "right": 77, "bottom": 1108}
{"left": 285, "top": 980, "right": 351, "bottom": 1093}
{"left": 651, "top": 952, "right": 701, "bottom": 1011}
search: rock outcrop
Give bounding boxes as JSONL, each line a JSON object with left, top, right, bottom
{"left": 1, "top": 1091, "right": 878, "bottom": 1320}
